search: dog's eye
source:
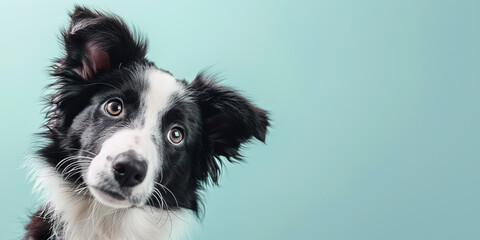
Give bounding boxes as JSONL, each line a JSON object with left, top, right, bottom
{"left": 105, "top": 99, "right": 123, "bottom": 116}
{"left": 168, "top": 127, "right": 184, "bottom": 145}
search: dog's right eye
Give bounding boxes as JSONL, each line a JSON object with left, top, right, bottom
{"left": 105, "top": 99, "right": 123, "bottom": 116}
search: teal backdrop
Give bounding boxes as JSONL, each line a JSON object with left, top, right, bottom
{"left": 1, "top": 0, "right": 479, "bottom": 239}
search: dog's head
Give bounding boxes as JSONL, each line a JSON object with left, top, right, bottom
{"left": 40, "top": 7, "right": 269, "bottom": 212}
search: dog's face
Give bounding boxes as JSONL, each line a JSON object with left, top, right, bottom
{"left": 78, "top": 67, "right": 196, "bottom": 208}
{"left": 40, "top": 7, "right": 268, "bottom": 212}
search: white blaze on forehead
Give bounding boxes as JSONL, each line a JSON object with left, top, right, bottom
{"left": 85, "top": 68, "right": 183, "bottom": 208}
{"left": 142, "top": 69, "right": 183, "bottom": 132}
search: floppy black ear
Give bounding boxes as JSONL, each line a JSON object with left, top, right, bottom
{"left": 189, "top": 74, "right": 270, "bottom": 183}
{"left": 54, "top": 6, "right": 147, "bottom": 80}
{"left": 47, "top": 6, "right": 147, "bottom": 134}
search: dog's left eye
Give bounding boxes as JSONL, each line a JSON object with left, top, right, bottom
{"left": 105, "top": 99, "right": 123, "bottom": 116}
{"left": 168, "top": 127, "right": 184, "bottom": 145}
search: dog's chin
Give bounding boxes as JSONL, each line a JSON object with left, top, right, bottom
{"left": 89, "top": 186, "right": 139, "bottom": 209}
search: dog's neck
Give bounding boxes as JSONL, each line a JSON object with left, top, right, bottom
{"left": 34, "top": 166, "right": 193, "bottom": 240}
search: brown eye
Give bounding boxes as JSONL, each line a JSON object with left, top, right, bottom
{"left": 105, "top": 99, "right": 123, "bottom": 116}
{"left": 168, "top": 127, "right": 184, "bottom": 144}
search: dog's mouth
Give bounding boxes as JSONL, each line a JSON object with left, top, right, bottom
{"left": 89, "top": 186, "right": 134, "bottom": 208}
{"left": 88, "top": 184, "right": 148, "bottom": 208}
{"left": 93, "top": 186, "right": 126, "bottom": 201}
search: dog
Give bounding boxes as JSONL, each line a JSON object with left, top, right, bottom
{"left": 24, "top": 6, "right": 269, "bottom": 240}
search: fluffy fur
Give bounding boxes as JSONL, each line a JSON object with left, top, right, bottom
{"left": 24, "top": 6, "right": 269, "bottom": 240}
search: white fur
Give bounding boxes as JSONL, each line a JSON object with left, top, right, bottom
{"left": 30, "top": 162, "right": 196, "bottom": 240}
{"left": 70, "top": 18, "right": 105, "bottom": 34}
{"left": 143, "top": 69, "right": 183, "bottom": 133}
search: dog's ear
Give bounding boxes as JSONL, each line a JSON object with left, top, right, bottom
{"left": 189, "top": 74, "right": 270, "bottom": 184}
{"left": 47, "top": 6, "right": 147, "bottom": 134}
{"left": 55, "top": 6, "right": 147, "bottom": 80}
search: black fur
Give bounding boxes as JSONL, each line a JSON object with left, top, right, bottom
{"left": 26, "top": 6, "right": 269, "bottom": 239}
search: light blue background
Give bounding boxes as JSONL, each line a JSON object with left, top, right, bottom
{"left": 1, "top": 0, "right": 479, "bottom": 239}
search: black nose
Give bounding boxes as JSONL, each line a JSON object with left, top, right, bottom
{"left": 112, "top": 151, "right": 148, "bottom": 188}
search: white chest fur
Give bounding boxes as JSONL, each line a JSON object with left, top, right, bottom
{"left": 32, "top": 166, "right": 194, "bottom": 240}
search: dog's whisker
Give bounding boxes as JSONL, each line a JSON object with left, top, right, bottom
{"left": 54, "top": 156, "right": 87, "bottom": 171}
{"left": 151, "top": 189, "right": 166, "bottom": 224}
{"left": 62, "top": 163, "right": 87, "bottom": 178}
{"left": 155, "top": 182, "right": 179, "bottom": 208}
{"left": 155, "top": 188, "right": 174, "bottom": 228}
{"left": 55, "top": 156, "right": 93, "bottom": 172}
{"left": 63, "top": 147, "right": 98, "bottom": 157}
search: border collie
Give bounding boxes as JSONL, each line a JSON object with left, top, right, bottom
{"left": 24, "top": 6, "right": 269, "bottom": 240}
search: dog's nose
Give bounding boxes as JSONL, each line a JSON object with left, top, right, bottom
{"left": 112, "top": 151, "right": 148, "bottom": 188}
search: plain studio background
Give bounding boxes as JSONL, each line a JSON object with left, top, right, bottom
{"left": 0, "top": 0, "right": 479, "bottom": 239}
